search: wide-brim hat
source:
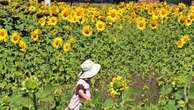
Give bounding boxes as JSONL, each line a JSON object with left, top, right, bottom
{"left": 79, "top": 59, "right": 101, "bottom": 79}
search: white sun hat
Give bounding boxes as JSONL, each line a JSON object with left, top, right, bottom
{"left": 78, "top": 59, "right": 101, "bottom": 79}
{"left": 44, "top": 0, "right": 51, "bottom": 6}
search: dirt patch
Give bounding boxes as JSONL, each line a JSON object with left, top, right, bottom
{"left": 130, "top": 72, "right": 160, "bottom": 105}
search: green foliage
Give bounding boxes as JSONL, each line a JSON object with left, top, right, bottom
{"left": 0, "top": 1, "right": 193, "bottom": 110}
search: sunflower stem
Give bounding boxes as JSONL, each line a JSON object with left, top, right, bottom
{"left": 32, "top": 92, "right": 38, "bottom": 110}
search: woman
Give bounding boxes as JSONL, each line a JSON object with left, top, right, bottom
{"left": 65, "top": 59, "right": 101, "bottom": 110}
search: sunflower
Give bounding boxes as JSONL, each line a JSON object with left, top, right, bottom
{"left": 107, "top": 9, "right": 119, "bottom": 22}
{"left": 185, "top": 17, "right": 192, "bottom": 26}
{"left": 146, "top": 8, "right": 153, "bottom": 15}
{"left": 109, "top": 76, "right": 128, "bottom": 97}
{"left": 152, "top": 10, "right": 160, "bottom": 20}
{"left": 159, "top": 8, "right": 169, "bottom": 19}
{"left": 98, "top": 15, "right": 106, "bottom": 22}
{"left": 67, "top": 15, "right": 77, "bottom": 24}
{"left": 75, "top": 7, "right": 84, "bottom": 19}
{"left": 149, "top": 19, "right": 158, "bottom": 30}
{"left": 31, "top": 32, "right": 39, "bottom": 41}
{"left": 69, "top": 13, "right": 80, "bottom": 24}
{"left": 60, "top": 8, "right": 70, "bottom": 20}
{"left": 180, "top": 34, "right": 190, "bottom": 43}
{"left": 63, "top": 42, "right": 71, "bottom": 52}
{"left": 34, "top": 29, "right": 42, "bottom": 35}
{"left": 82, "top": 25, "right": 92, "bottom": 37}
{"left": 96, "top": 20, "right": 106, "bottom": 32}
{"left": 30, "top": 29, "right": 42, "bottom": 41}
{"left": 189, "top": 6, "right": 194, "bottom": 13}
{"left": 136, "top": 18, "right": 147, "bottom": 31}
{"left": 29, "top": 5, "right": 36, "bottom": 12}
{"left": 49, "top": 6, "right": 59, "bottom": 16}
{"left": 171, "top": 6, "right": 178, "bottom": 15}
{"left": 176, "top": 40, "right": 184, "bottom": 48}
{"left": 58, "top": 4, "right": 66, "bottom": 11}
{"left": 19, "top": 40, "right": 27, "bottom": 50}
{"left": 47, "top": 16, "right": 58, "bottom": 25}
{"left": 129, "top": 12, "right": 138, "bottom": 21}
{"left": 11, "top": 32, "right": 21, "bottom": 44}
{"left": 177, "top": 3, "right": 186, "bottom": 14}
{"left": 52, "top": 37, "right": 63, "bottom": 48}
{"left": 38, "top": 5, "right": 49, "bottom": 15}
{"left": 0, "top": 28, "right": 8, "bottom": 42}
{"left": 188, "top": 13, "right": 194, "bottom": 21}
{"left": 38, "top": 17, "right": 46, "bottom": 26}
{"left": 178, "top": 15, "right": 187, "bottom": 25}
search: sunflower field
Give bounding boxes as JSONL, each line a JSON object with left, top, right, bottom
{"left": 0, "top": 0, "right": 193, "bottom": 110}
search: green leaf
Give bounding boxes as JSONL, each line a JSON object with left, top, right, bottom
{"left": 10, "top": 94, "right": 32, "bottom": 108}
{"left": 160, "top": 86, "right": 173, "bottom": 95}
{"left": 163, "top": 100, "right": 177, "bottom": 110}
{"left": 103, "top": 98, "right": 115, "bottom": 109}
{"left": 175, "top": 92, "right": 183, "bottom": 100}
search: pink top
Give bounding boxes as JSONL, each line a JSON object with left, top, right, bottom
{"left": 68, "top": 79, "right": 90, "bottom": 110}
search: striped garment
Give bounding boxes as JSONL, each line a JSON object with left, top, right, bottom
{"left": 67, "top": 79, "right": 91, "bottom": 110}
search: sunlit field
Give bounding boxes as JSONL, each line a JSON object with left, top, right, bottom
{"left": 0, "top": 1, "right": 193, "bottom": 109}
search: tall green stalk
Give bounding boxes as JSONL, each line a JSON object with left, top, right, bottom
{"left": 32, "top": 92, "right": 38, "bottom": 110}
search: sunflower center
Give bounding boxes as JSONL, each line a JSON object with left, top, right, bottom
{"left": 139, "top": 22, "right": 144, "bottom": 27}
{"left": 0, "top": 32, "right": 5, "bottom": 36}
{"left": 84, "top": 29, "right": 90, "bottom": 34}
{"left": 98, "top": 24, "right": 103, "bottom": 28}
{"left": 13, "top": 36, "right": 18, "bottom": 41}
{"left": 33, "top": 35, "right": 38, "bottom": 39}
{"left": 63, "top": 12, "right": 68, "bottom": 17}
{"left": 55, "top": 41, "right": 60, "bottom": 46}
{"left": 178, "top": 8, "right": 184, "bottom": 13}
{"left": 52, "top": 19, "right": 56, "bottom": 23}
{"left": 64, "top": 45, "right": 70, "bottom": 49}
{"left": 111, "top": 13, "right": 116, "bottom": 17}
{"left": 76, "top": 11, "right": 81, "bottom": 16}
{"left": 180, "top": 19, "right": 185, "bottom": 24}
{"left": 161, "top": 11, "right": 166, "bottom": 16}
{"left": 151, "top": 23, "right": 156, "bottom": 27}
{"left": 186, "top": 19, "right": 191, "bottom": 25}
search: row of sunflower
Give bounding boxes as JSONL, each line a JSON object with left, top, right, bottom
{"left": 0, "top": 28, "right": 27, "bottom": 51}
{"left": 31, "top": 2, "right": 193, "bottom": 52}
{"left": 31, "top": 2, "right": 194, "bottom": 36}
{"left": 0, "top": 21, "right": 106, "bottom": 52}
{"left": 0, "top": 1, "right": 193, "bottom": 109}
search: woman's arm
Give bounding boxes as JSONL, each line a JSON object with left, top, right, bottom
{"left": 78, "top": 89, "right": 91, "bottom": 100}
